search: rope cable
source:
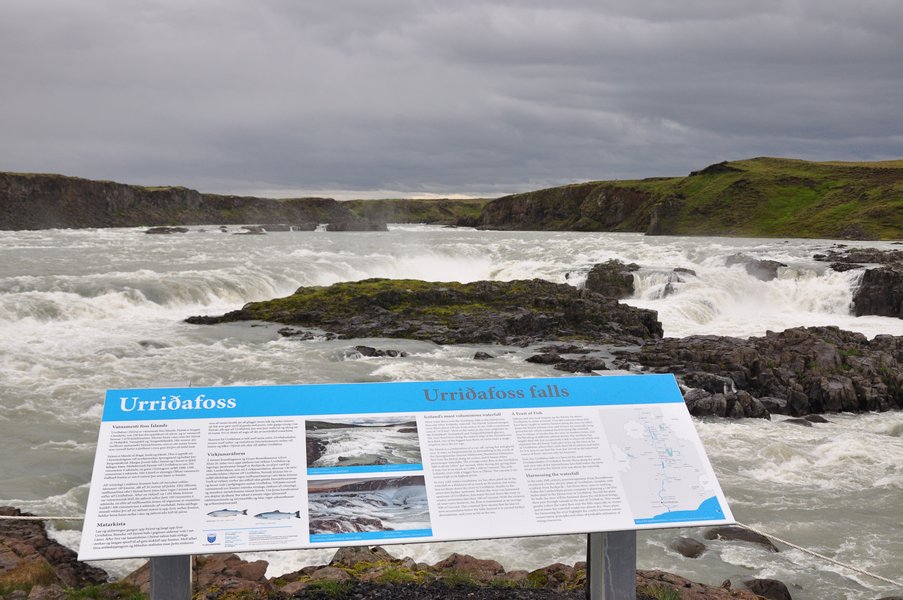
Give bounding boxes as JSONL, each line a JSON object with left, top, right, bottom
{"left": 735, "top": 521, "right": 902, "bottom": 588}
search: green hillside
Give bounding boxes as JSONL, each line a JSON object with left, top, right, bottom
{"left": 344, "top": 197, "right": 489, "bottom": 225}
{"left": 477, "top": 157, "right": 903, "bottom": 239}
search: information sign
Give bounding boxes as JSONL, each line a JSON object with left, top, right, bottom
{"left": 78, "top": 375, "right": 734, "bottom": 560}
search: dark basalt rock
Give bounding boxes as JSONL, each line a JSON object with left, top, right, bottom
{"left": 725, "top": 253, "right": 787, "bottom": 281}
{"left": 584, "top": 259, "right": 640, "bottom": 298}
{"left": 553, "top": 358, "right": 608, "bottom": 373}
{"left": 782, "top": 418, "right": 813, "bottom": 427}
{"left": 803, "top": 414, "right": 831, "bottom": 423}
{"left": 186, "top": 278, "right": 663, "bottom": 346}
{"left": 852, "top": 266, "right": 903, "bottom": 318}
{"left": 526, "top": 353, "right": 564, "bottom": 365}
{"left": 817, "top": 248, "right": 903, "bottom": 318}
{"left": 704, "top": 526, "right": 780, "bottom": 552}
{"left": 352, "top": 345, "right": 409, "bottom": 358}
{"left": 670, "top": 537, "right": 707, "bottom": 558}
{"left": 743, "top": 578, "right": 793, "bottom": 600}
{"left": 627, "top": 326, "right": 903, "bottom": 416}
{"left": 145, "top": 226, "right": 189, "bottom": 234}
{"left": 473, "top": 351, "right": 494, "bottom": 360}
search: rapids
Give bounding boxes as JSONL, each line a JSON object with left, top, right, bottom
{"left": 1, "top": 225, "right": 901, "bottom": 599}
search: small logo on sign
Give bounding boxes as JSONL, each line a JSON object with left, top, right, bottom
{"left": 207, "top": 533, "right": 217, "bottom": 543}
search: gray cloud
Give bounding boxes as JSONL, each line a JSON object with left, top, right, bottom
{"left": 1, "top": 0, "right": 901, "bottom": 197}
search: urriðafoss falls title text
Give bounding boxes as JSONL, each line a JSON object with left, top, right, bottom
{"left": 423, "top": 382, "right": 569, "bottom": 402}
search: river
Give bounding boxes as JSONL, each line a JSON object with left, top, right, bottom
{"left": 1, "top": 225, "right": 900, "bottom": 598}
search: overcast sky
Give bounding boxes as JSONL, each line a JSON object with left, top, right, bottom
{"left": 2, "top": 0, "right": 901, "bottom": 198}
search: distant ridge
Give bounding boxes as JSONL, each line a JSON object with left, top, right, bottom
{"left": 0, "top": 171, "right": 351, "bottom": 230}
{"left": 0, "top": 171, "right": 489, "bottom": 230}
{"left": 3, "top": 158, "right": 901, "bottom": 238}
{"left": 473, "top": 157, "right": 903, "bottom": 240}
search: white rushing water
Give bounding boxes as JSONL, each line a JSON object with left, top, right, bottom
{"left": 1, "top": 225, "right": 901, "bottom": 599}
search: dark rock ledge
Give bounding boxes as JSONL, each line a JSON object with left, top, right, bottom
{"left": 186, "top": 277, "right": 664, "bottom": 346}
{"left": 815, "top": 248, "right": 903, "bottom": 319}
{"left": 624, "top": 326, "right": 903, "bottom": 417}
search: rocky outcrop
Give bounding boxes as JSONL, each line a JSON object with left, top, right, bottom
{"left": 0, "top": 507, "right": 109, "bottom": 597}
{"left": 584, "top": 259, "right": 640, "bottom": 298}
{"left": 815, "top": 248, "right": 903, "bottom": 318}
{"left": 0, "top": 172, "right": 363, "bottom": 230}
{"left": 476, "top": 183, "right": 652, "bottom": 232}
{"left": 186, "top": 277, "right": 663, "bottom": 346}
{"left": 625, "top": 326, "right": 903, "bottom": 416}
{"left": 852, "top": 266, "right": 903, "bottom": 318}
{"left": 725, "top": 254, "right": 787, "bottom": 281}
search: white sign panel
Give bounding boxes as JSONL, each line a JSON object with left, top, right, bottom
{"left": 79, "top": 375, "right": 733, "bottom": 560}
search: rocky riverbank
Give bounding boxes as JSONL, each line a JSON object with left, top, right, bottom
{"left": 2, "top": 507, "right": 817, "bottom": 599}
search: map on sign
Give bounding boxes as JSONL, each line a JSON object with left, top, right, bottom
{"left": 603, "top": 404, "right": 726, "bottom": 525}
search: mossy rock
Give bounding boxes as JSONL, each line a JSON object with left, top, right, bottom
{"left": 186, "top": 278, "right": 663, "bottom": 345}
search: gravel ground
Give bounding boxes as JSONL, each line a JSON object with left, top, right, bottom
{"left": 284, "top": 581, "right": 658, "bottom": 599}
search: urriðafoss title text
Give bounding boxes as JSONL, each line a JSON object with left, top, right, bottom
{"left": 119, "top": 393, "right": 237, "bottom": 412}
{"left": 423, "top": 383, "right": 569, "bottom": 402}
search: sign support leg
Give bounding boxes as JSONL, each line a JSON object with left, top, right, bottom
{"left": 150, "top": 555, "right": 191, "bottom": 600}
{"left": 586, "top": 531, "right": 636, "bottom": 600}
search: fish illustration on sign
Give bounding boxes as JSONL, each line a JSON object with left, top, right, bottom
{"left": 254, "top": 510, "right": 301, "bottom": 520}
{"left": 206, "top": 509, "right": 248, "bottom": 518}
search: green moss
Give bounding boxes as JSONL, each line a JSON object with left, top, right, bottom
{"left": 67, "top": 582, "right": 146, "bottom": 599}
{"left": 0, "top": 559, "right": 58, "bottom": 595}
{"left": 524, "top": 569, "right": 550, "bottom": 588}
{"left": 304, "top": 580, "right": 354, "bottom": 597}
{"left": 439, "top": 570, "right": 480, "bottom": 587}
{"left": 344, "top": 198, "right": 490, "bottom": 224}
{"left": 373, "top": 566, "right": 424, "bottom": 585}
{"left": 639, "top": 585, "right": 684, "bottom": 600}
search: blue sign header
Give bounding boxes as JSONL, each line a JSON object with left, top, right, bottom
{"left": 103, "top": 374, "right": 681, "bottom": 422}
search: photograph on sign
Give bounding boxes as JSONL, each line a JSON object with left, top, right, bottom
{"left": 305, "top": 415, "right": 423, "bottom": 473}
{"left": 307, "top": 475, "right": 432, "bottom": 543}
{"left": 78, "top": 375, "right": 735, "bottom": 561}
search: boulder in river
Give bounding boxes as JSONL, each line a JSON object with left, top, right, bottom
{"left": 584, "top": 259, "right": 640, "bottom": 298}
{"left": 725, "top": 253, "right": 787, "bottom": 281}
{"left": 704, "top": 526, "right": 779, "bottom": 552}
{"left": 743, "top": 578, "right": 794, "bottom": 600}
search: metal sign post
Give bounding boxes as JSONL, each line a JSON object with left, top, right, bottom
{"left": 586, "top": 531, "right": 636, "bottom": 600}
{"left": 150, "top": 555, "right": 191, "bottom": 600}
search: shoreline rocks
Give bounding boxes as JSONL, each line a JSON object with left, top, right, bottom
{"left": 0, "top": 507, "right": 802, "bottom": 599}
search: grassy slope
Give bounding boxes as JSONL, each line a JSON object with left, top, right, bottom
{"left": 491, "top": 157, "right": 903, "bottom": 239}
{"left": 653, "top": 157, "right": 903, "bottom": 238}
{"left": 344, "top": 198, "right": 489, "bottom": 224}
